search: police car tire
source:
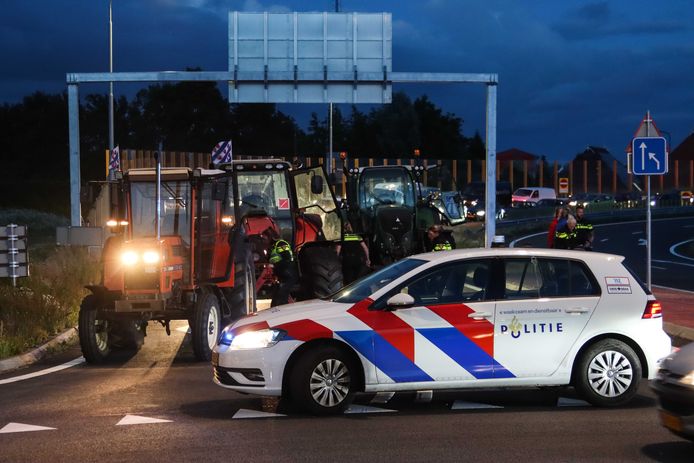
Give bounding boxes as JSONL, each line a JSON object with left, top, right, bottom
{"left": 290, "top": 346, "right": 356, "bottom": 415}
{"left": 574, "top": 339, "right": 642, "bottom": 407}
{"left": 191, "top": 292, "right": 221, "bottom": 362}
{"left": 300, "top": 247, "right": 343, "bottom": 299}
{"left": 78, "top": 295, "right": 111, "bottom": 364}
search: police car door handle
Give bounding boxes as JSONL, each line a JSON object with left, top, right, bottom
{"left": 468, "top": 312, "right": 491, "bottom": 319}
{"left": 565, "top": 307, "right": 590, "bottom": 314}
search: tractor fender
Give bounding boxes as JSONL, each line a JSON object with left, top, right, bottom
{"left": 84, "top": 285, "right": 120, "bottom": 309}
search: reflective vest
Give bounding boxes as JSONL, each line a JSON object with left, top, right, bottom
{"left": 433, "top": 242, "right": 453, "bottom": 251}
{"left": 344, "top": 233, "right": 362, "bottom": 242}
{"left": 270, "top": 239, "right": 293, "bottom": 264}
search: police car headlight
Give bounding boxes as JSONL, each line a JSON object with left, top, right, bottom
{"left": 229, "top": 329, "right": 286, "bottom": 349}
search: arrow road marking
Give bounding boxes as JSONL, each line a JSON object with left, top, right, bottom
{"left": 232, "top": 409, "right": 286, "bottom": 419}
{"left": 558, "top": 397, "right": 591, "bottom": 407}
{"left": 638, "top": 238, "right": 647, "bottom": 246}
{"left": 344, "top": 404, "right": 396, "bottom": 414}
{"left": 370, "top": 392, "right": 395, "bottom": 404}
{"left": 116, "top": 415, "right": 172, "bottom": 426}
{"left": 451, "top": 400, "right": 502, "bottom": 410}
{"left": 0, "top": 422, "right": 56, "bottom": 434}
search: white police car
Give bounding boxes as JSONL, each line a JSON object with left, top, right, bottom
{"left": 212, "top": 248, "right": 671, "bottom": 414}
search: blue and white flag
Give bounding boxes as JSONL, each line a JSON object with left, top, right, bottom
{"left": 211, "top": 140, "right": 232, "bottom": 165}
{"left": 109, "top": 145, "right": 120, "bottom": 171}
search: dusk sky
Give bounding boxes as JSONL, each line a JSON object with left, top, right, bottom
{"left": 2, "top": 0, "right": 693, "bottom": 161}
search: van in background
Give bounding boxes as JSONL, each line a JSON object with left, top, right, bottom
{"left": 512, "top": 187, "right": 557, "bottom": 207}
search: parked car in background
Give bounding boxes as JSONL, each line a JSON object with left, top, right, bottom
{"left": 533, "top": 198, "right": 570, "bottom": 209}
{"left": 511, "top": 187, "right": 557, "bottom": 207}
{"left": 615, "top": 191, "right": 642, "bottom": 208}
{"left": 652, "top": 342, "right": 694, "bottom": 442}
{"left": 569, "top": 193, "right": 615, "bottom": 208}
{"left": 461, "top": 181, "right": 512, "bottom": 208}
{"left": 465, "top": 200, "right": 507, "bottom": 221}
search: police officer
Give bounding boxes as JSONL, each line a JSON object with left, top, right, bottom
{"left": 554, "top": 214, "right": 578, "bottom": 249}
{"left": 337, "top": 223, "right": 371, "bottom": 284}
{"left": 425, "top": 224, "right": 455, "bottom": 252}
{"left": 574, "top": 205, "right": 594, "bottom": 250}
{"left": 269, "top": 239, "right": 299, "bottom": 306}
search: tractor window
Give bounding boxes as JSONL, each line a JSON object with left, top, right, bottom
{"left": 292, "top": 167, "right": 341, "bottom": 241}
{"left": 358, "top": 168, "right": 416, "bottom": 212}
{"left": 237, "top": 171, "right": 293, "bottom": 239}
{"left": 130, "top": 181, "right": 191, "bottom": 244}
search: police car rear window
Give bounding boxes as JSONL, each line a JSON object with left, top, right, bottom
{"left": 331, "top": 258, "right": 427, "bottom": 303}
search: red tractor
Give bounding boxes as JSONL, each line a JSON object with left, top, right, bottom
{"left": 79, "top": 160, "right": 343, "bottom": 363}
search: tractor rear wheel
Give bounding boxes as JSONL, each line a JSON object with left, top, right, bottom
{"left": 300, "top": 246, "right": 343, "bottom": 299}
{"left": 192, "top": 291, "right": 221, "bottom": 361}
{"left": 78, "top": 295, "right": 111, "bottom": 364}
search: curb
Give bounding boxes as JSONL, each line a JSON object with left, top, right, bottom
{"left": 0, "top": 327, "right": 78, "bottom": 375}
{"left": 664, "top": 322, "right": 694, "bottom": 345}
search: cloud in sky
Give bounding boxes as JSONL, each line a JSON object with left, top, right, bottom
{"left": 1, "top": 0, "right": 693, "bottom": 161}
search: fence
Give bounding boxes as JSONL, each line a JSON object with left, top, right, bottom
{"left": 115, "top": 150, "right": 694, "bottom": 196}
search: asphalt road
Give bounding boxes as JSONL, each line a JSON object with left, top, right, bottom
{"left": 1, "top": 320, "right": 692, "bottom": 463}
{"left": 512, "top": 216, "right": 694, "bottom": 291}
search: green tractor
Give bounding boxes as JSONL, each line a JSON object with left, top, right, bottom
{"left": 343, "top": 162, "right": 465, "bottom": 266}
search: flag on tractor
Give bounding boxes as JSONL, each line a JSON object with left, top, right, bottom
{"left": 211, "top": 140, "right": 233, "bottom": 165}
{"left": 109, "top": 145, "right": 121, "bottom": 171}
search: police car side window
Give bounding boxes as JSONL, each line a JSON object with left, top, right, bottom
{"left": 537, "top": 258, "right": 600, "bottom": 298}
{"left": 503, "top": 258, "right": 541, "bottom": 300}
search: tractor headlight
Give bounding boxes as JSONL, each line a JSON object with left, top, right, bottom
{"left": 228, "top": 329, "right": 285, "bottom": 350}
{"left": 142, "top": 250, "right": 160, "bottom": 264}
{"left": 121, "top": 250, "right": 139, "bottom": 266}
{"left": 476, "top": 210, "right": 485, "bottom": 217}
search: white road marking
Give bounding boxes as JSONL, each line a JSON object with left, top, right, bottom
{"left": 370, "top": 392, "right": 395, "bottom": 404}
{"left": 652, "top": 259, "right": 694, "bottom": 268}
{"left": 600, "top": 238, "right": 609, "bottom": 242}
{"left": 669, "top": 238, "right": 694, "bottom": 262}
{"left": 631, "top": 231, "right": 643, "bottom": 235}
{"left": 450, "top": 400, "right": 502, "bottom": 410}
{"left": 0, "top": 357, "right": 85, "bottom": 385}
{"left": 116, "top": 415, "right": 172, "bottom": 426}
{"left": 175, "top": 326, "right": 191, "bottom": 334}
{"left": 414, "top": 390, "right": 433, "bottom": 403}
{"left": 344, "top": 404, "right": 396, "bottom": 414}
{"left": 638, "top": 239, "right": 647, "bottom": 246}
{"left": 0, "top": 422, "right": 56, "bottom": 434}
{"left": 652, "top": 266, "right": 667, "bottom": 270}
{"left": 232, "top": 409, "right": 286, "bottom": 419}
{"left": 557, "top": 397, "right": 591, "bottom": 407}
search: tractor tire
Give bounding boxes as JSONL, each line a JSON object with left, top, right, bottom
{"left": 78, "top": 295, "right": 111, "bottom": 364}
{"left": 228, "top": 249, "right": 256, "bottom": 320}
{"left": 300, "top": 246, "right": 343, "bottom": 299}
{"left": 191, "top": 291, "right": 221, "bottom": 362}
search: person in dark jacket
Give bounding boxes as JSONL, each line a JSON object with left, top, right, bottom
{"left": 269, "top": 238, "right": 299, "bottom": 306}
{"left": 574, "top": 205, "right": 594, "bottom": 250}
{"left": 424, "top": 224, "right": 456, "bottom": 252}
{"left": 336, "top": 222, "right": 371, "bottom": 284}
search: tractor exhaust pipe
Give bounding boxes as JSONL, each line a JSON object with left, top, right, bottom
{"left": 155, "top": 142, "right": 162, "bottom": 241}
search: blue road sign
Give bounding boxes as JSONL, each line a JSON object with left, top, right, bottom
{"left": 632, "top": 137, "right": 668, "bottom": 175}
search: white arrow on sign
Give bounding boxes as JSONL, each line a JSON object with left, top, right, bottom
{"left": 648, "top": 152, "right": 660, "bottom": 170}
{"left": 639, "top": 142, "right": 647, "bottom": 170}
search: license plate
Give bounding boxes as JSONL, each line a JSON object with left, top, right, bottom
{"left": 659, "top": 410, "right": 683, "bottom": 433}
{"left": 144, "top": 266, "right": 157, "bottom": 274}
{"left": 211, "top": 351, "right": 219, "bottom": 366}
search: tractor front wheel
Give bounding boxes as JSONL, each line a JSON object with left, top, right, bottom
{"left": 300, "top": 246, "right": 343, "bottom": 299}
{"left": 78, "top": 295, "right": 111, "bottom": 364}
{"left": 191, "top": 291, "right": 221, "bottom": 361}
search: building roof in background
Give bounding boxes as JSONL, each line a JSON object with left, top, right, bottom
{"left": 497, "top": 148, "right": 539, "bottom": 161}
{"left": 671, "top": 132, "right": 694, "bottom": 161}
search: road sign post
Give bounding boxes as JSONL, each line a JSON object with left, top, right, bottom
{"left": 0, "top": 224, "right": 29, "bottom": 287}
{"left": 631, "top": 136, "right": 668, "bottom": 291}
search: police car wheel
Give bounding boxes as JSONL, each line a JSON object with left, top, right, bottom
{"left": 290, "top": 346, "right": 356, "bottom": 415}
{"left": 575, "top": 339, "right": 641, "bottom": 407}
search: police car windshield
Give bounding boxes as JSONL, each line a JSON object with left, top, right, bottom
{"left": 331, "top": 258, "right": 427, "bottom": 303}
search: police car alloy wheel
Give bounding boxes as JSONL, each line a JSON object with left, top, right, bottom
{"left": 290, "top": 346, "right": 357, "bottom": 415}
{"left": 575, "top": 339, "right": 642, "bottom": 407}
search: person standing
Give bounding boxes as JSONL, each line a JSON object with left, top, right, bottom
{"left": 554, "top": 214, "right": 578, "bottom": 249}
{"left": 269, "top": 238, "right": 299, "bottom": 306}
{"left": 574, "top": 205, "right": 594, "bottom": 250}
{"left": 547, "top": 207, "right": 563, "bottom": 248}
{"left": 336, "top": 223, "right": 371, "bottom": 284}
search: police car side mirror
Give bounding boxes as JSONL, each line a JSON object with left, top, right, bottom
{"left": 386, "top": 293, "right": 415, "bottom": 310}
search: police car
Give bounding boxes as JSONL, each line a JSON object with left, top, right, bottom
{"left": 212, "top": 248, "right": 671, "bottom": 414}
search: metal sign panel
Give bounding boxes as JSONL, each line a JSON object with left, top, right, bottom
{"left": 229, "top": 12, "right": 392, "bottom": 103}
{"left": 0, "top": 226, "right": 26, "bottom": 238}
{"left": 0, "top": 266, "right": 29, "bottom": 278}
{"left": 0, "top": 240, "right": 26, "bottom": 251}
{"left": 0, "top": 252, "right": 27, "bottom": 265}
{"left": 56, "top": 226, "right": 104, "bottom": 247}
{"left": 632, "top": 137, "right": 668, "bottom": 175}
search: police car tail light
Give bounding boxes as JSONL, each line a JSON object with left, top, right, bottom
{"left": 642, "top": 300, "right": 662, "bottom": 319}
